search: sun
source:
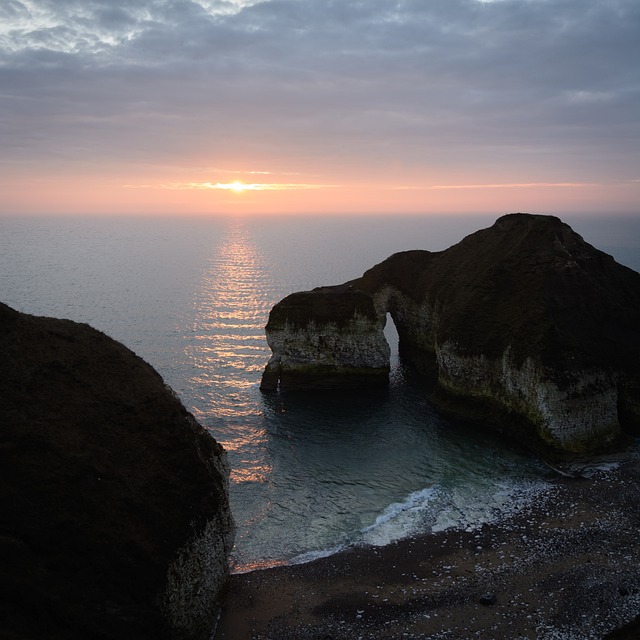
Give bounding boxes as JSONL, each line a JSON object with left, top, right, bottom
{"left": 229, "top": 180, "right": 248, "bottom": 193}
{"left": 208, "top": 180, "right": 255, "bottom": 192}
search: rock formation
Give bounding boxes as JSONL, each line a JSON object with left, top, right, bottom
{"left": 260, "top": 286, "right": 390, "bottom": 390}
{"left": 0, "top": 302, "right": 234, "bottom": 640}
{"left": 261, "top": 213, "right": 640, "bottom": 457}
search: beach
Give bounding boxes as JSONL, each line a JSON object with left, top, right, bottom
{"left": 215, "top": 458, "right": 640, "bottom": 639}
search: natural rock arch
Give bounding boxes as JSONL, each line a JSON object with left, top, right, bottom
{"left": 261, "top": 214, "right": 640, "bottom": 458}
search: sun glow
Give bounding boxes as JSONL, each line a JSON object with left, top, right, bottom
{"left": 128, "top": 178, "right": 341, "bottom": 193}
{"left": 228, "top": 180, "right": 250, "bottom": 193}
{"left": 196, "top": 180, "right": 256, "bottom": 192}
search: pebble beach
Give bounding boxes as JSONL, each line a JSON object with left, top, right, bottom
{"left": 216, "top": 458, "right": 640, "bottom": 640}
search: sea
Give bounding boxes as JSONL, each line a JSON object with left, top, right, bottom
{"left": 2, "top": 212, "right": 639, "bottom": 573}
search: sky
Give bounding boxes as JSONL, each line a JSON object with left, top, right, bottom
{"left": 1, "top": 0, "right": 639, "bottom": 216}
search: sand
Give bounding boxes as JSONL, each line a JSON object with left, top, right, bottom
{"left": 215, "top": 458, "right": 640, "bottom": 640}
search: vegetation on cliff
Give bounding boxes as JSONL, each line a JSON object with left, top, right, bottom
{"left": 0, "top": 302, "right": 234, "bottom": 640}
{"left": 358, "top": 213, "right": 640, "bottom": 370}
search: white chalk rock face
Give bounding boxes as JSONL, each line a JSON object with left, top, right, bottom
{"left": 434, "top": 342, "right": 621, "bottom": 454}
{"left": 260, "top": 286, "right": 390, "bottom": 390}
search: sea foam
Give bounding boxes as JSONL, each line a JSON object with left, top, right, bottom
{"left": 287, "top": 477, "right": 551, "bottom": 567}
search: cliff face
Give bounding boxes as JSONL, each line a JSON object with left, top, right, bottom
{"left": 260, "top": 286, "right": 389, "bottom": 390}
{"left": 262, "top": 214, "right": 640, "bottom": 457}
{"left": 0, "top": 303, "right": 234, "bottom": 640}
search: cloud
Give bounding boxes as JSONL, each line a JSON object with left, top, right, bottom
{"left": 0, "top": 0, "right": 638, "bottom": 193}
{"left": 393, "top": 182, "right": 602, "bottom": 191}
{"left": 430, "top": 182, "right": 603, "bottom": 190}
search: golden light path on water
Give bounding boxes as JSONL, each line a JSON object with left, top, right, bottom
{"left": 185, "top": 221, "right": 274, "bottom": 485}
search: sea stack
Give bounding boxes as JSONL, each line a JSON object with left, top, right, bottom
{"left": 261, "top": 213, "right": 640, "bottom": 457}
{"left": 0, "top": 302, "right": 234, "bottom": 640}
{"left": 260, "top": 285, "right": 390, "bottom": 390}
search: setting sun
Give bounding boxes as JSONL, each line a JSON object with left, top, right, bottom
{"left": 205, "top": 180, "right": 256, "bottom": 192}
{"left": 229, "top": 181, "right": 248, "bottom": 193}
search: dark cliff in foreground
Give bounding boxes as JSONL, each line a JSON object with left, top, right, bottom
{"left": 0, "top": 303, "right": 234, "bottom": 640}
{"left": 261, "top": 213, "right": 640, "bottom": 458}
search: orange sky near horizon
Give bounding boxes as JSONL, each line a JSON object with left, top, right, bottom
{"left": 2, "top": 169, "right": 638, "bottom": 217}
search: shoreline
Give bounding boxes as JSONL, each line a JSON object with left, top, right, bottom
{"left": 215, "top": 459, "right": 640, "bottom": 639}
{"left": 229, "top": 475, "right": 551, "bottom": 576}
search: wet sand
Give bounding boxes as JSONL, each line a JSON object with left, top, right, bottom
{"left": 215, "top": 459, "right": 640, "bottom": 639}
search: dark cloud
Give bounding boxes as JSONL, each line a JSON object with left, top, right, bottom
{"left": 0, "top": 0, "right": 638, "bottom": 183}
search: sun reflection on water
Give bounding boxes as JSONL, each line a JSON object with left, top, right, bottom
{"left": 185, "top": 221, "right": 274, "bottom": 484}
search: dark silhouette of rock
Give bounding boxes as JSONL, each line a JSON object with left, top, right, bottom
{"left": 261, "top": 214, "right": 640, "bottom": 457}
{"left": 0, "top": 302, "right": 234, "bottom": 640}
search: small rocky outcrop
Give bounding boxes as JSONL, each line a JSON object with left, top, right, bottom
{"left": 261, "top": 214, "right": 640, "bottom": 457}
{"left": 260, "top": 285, "right": 389, "bottom": 390}
{"left": 0, "top": 302, "right": 234, "bottom": 640}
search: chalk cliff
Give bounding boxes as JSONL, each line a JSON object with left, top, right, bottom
{"left": 261, "top": 214, "right": 640, "bottom": 457}
{"left": 0, "top": 302, "right": 234, "bottom": 640}
{"left": 260, "top": 285, "right": 389, "bottom": 390}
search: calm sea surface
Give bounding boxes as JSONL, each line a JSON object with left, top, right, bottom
{"left": 2, "top": 213, "right": 639, "bottom": 571}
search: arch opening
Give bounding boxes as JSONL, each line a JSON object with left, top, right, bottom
{"left": 384, "top": 312, "right": 400, "bottom": 371}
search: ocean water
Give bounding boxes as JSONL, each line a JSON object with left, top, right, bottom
{"left": 2, "top": 213, "right": 639, "bottom": 572}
